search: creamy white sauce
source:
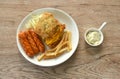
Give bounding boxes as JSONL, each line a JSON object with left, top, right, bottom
{"left": 86, "top": 31, "right": 101, "bottom": 45}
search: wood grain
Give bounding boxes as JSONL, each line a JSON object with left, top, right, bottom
{"left": 0, "top": 0, "right": 120, "bottom": 79}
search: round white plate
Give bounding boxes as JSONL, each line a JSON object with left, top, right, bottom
{"left": 16, "top": 8, "right": 79, "bottom": 67}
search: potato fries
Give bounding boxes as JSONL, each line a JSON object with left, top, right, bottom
{"left": 38, "top": 31, "right": 72, "bottom": 61}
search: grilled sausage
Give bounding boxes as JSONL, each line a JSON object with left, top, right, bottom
{"left": 25, "top": 30, "right": 39, "bottom": 54}
{"left": 18, "top": 31, "right": 34, "bottom": 57}
{"left": 29, "top": 30, "right": 45, "bottom": 53}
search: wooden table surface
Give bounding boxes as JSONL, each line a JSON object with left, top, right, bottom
{"left": 0, "top": 0, "right": 120, "bottom": 79}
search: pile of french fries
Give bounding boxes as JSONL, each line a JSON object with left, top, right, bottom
{"left": 37, "top": 31, "right": 72, "bottom": 61}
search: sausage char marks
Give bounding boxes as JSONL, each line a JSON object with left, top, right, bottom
{"left": 29, "top": 30, "right": 45, "bottom": 53}
{"left": 18, "top": 31, "right": 34, "bottom": 57}
{"left": 18, "top": 30, "right": 45, "bottom": 57}
{"left": 25, "top": 30, "right": 39, "bottom": 54}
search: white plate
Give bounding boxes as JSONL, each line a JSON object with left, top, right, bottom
{"left": 16, "top": 8, "right": 79, "bottom": 67}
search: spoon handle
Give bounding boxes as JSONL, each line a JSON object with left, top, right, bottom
{"left": 99, "top": 22, "right": 107, "bottom": 31}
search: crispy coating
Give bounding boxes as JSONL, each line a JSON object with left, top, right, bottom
{"left": 37, "top": 31, "right": 72, "bottom": 61}
{"left": 34, "top": 12, "right": 59, "bottom": 39}
{"left": 30, "top": 12, "right": 65, "bottom": 48}
{"left": 18, "top": 31, "right": 34, "bottom": 57}
{"left": 45, "top": 24, "right": 65, "bottom": 48}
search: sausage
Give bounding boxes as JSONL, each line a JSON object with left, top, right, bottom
{"left": 18, "top": 31, "right": 34, "bottom": 57}
{"left": 25, "top": 30, "right": 39, "bottom": 54}
{"left": 29, "top": 30, "right": 45, "bottom": 53}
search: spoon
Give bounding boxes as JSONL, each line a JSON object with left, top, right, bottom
{"left": 84, "top": 22, "right": 107, "bottom": 46}
{"left": 99, "top": 22, "right": 107, "bottom": 31}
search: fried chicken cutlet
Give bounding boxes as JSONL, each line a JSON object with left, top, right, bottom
{"left": 29, "top": 12, "right": 65, "bottom": 48}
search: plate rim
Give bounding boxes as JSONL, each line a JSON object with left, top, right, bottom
{"left": 16, "top": 8, "right": 79, "bottom": 67}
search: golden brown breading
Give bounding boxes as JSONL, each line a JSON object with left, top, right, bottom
{"left": 27, "top": 12, "right": 65, "bottom": 48}
{"left": 45, "top": 24, "right": 65, "bottom": 48}
{"left": 34, "top": 12, "right": 60, "bottom": 39}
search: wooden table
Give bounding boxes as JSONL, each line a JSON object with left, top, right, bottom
{"left": 0, "top": 0, "right": 120, "bottom": 79}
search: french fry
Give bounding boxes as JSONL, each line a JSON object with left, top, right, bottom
{"left": 68, "top": 31, "right": 72, "bottom": 51}
{"left": 37, "top": 31, "right": 72, "bottom": 61}
{"left": 43, "top": 47, "right": 68, "bottom": 59}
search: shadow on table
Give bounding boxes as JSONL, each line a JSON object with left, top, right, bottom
{"left": 84, "top": 41, "right": 104, "bottom": 55}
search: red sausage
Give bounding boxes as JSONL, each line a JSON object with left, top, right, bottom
{"left": 25, "top": 30, "right": 39, "bottom": 54}
{"left": 29, "top": 30, "right": 45, "bottom": 53}
{"left": 18, "top": 32, "right": 34, "bottom": 57}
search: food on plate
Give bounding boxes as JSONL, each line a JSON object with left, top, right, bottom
{"left": 37, "top": 31, "right": 72, "bottom": 61}
{"left": 25, "top": 30, "right": 39, "bottom": 54}
{"left": 45, "top": 24, "right": 65, "bottom": 48}
{"left": 18, "top": 30, "right": 45, "bottom": 57}
{"left": 19, "top": 31, "right": 34, "bottom": 57}
{"left": 20, "top": 12, "right": 72, "bottom": 60}
{"left": 25, "top": 12, "right": 65, "bottom": 48}
{"left": 29, "top": 30, "right": 45, "bottom": 53}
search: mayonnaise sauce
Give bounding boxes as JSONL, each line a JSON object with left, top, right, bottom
{"left": 86, "top": 31, "right": 101, "bottom": 45}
